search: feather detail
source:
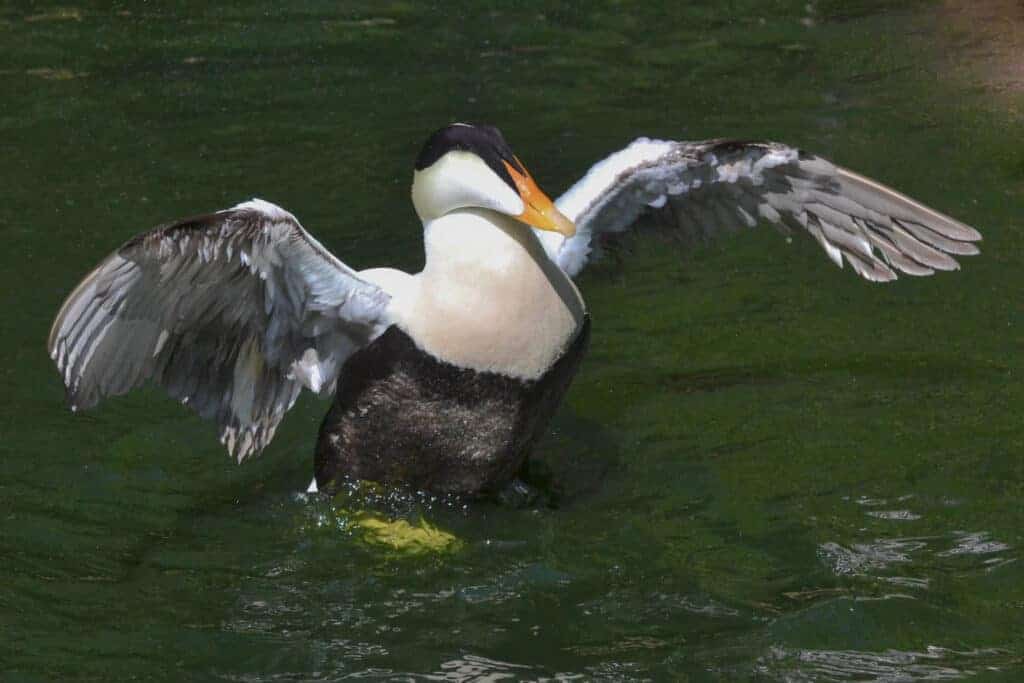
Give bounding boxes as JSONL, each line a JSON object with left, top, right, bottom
{"left": 48, "top": 199, "right": 392, "bottom": 462}
{"left": 547, "top": 138, "right": 981, "bottom": 280}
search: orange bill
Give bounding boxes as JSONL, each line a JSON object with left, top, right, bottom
{"left": 502, "top": 158, "right": 576, "bottom": 237}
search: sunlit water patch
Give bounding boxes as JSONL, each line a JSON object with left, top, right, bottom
{"left": 759, "top": 644, "right": 1012, "bottom": 682}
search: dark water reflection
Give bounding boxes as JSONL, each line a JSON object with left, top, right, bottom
{"left": 4, "top": 1, "right": 1024, "bottom": 680}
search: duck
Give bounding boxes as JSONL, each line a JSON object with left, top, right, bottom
{"left": 48, "top": 123, "right": 982, "bottom": 496}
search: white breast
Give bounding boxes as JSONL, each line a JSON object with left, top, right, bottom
{"left": 380, "top": 209, "right": 586, "bottom": 380}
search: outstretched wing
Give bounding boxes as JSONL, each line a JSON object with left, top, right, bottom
{"left": 48, "top": 198, "right": 392, "bottom": 462}
{"left": 542, "top": 138, "right": 981, "bottom": 280}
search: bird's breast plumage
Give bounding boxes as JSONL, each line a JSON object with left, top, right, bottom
{"left": 391, "top": 208, "right": 586, "bottom": 380}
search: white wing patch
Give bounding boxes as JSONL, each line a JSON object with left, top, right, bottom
{"left": 555, "top": 138, "right": 678, "bottom": 222}
{"left": 232, "top": 197, "right": 294, "bottom": 221}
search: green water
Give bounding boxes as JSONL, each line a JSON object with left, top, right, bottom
{"left": 4, "top": 1, "right": 1024, "bottom": 680}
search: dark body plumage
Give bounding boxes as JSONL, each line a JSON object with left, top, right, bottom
{"left": 315, "top": 318, "right": 591, "bottom": 495}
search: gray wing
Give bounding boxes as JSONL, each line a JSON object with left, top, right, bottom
{"left": 543, "top": 138, "right": 981, "bottom": 280}
{"left": 48, "top": 198, "right": 392, "bottom": 462}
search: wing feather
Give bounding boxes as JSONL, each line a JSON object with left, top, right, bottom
{"left": 549, "top": 138, "right": 981, "bottom": 279}
{"left": 48, "top": 198, "right": 392, "bottom": 462}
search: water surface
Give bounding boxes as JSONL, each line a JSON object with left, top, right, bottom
{"left": 3, "top": 1, "right": 1024, "bottom": 680}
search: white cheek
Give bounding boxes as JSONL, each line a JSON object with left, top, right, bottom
{"left": 412, "top": 153, "right": 524, "bottom": 220}
{"left": 464, "top": 168, "right": 523, "bottom": 215}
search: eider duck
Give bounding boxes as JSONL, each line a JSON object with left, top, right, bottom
{"left": 48, "top": 123, "right": 982, "bottom": 496}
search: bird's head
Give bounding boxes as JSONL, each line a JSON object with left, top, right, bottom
{"left": 411, "top": 123, "right": 575, "bottom": 237}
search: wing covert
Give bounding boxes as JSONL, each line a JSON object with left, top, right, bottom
{"left": 547, "top": 138, "right": 981, "bottom": 280}
{"left": 48, "top": 198, "right": 392, "bottom": 462}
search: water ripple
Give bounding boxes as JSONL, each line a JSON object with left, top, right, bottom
{"left": 759, "top": 645, "right": 1009, "bottom": 682}
{"left": 937, "top": 531, "right": 1011, "bottom": 558}
{"left": 818, "top": 538, "right": 927, "bottom": 576}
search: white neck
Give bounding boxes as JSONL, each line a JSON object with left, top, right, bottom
{"left": 392, "top": 208, "right": 585, "bottom": 379}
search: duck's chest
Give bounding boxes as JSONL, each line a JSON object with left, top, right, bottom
{"left": 314, "top": 316, "right": 590, "bottom": 495}
{"left": 390, "top": 209, "right": 587, "bottom": 379}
